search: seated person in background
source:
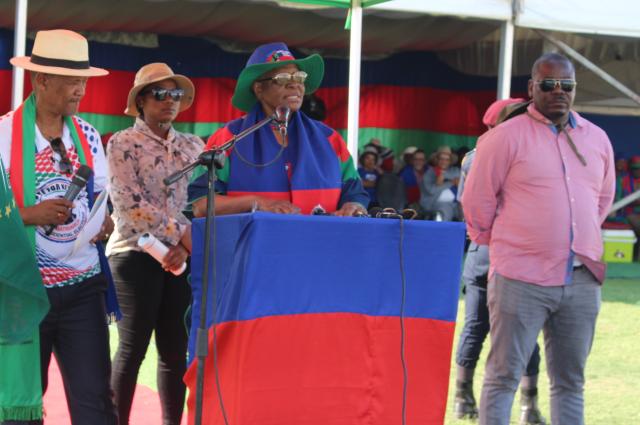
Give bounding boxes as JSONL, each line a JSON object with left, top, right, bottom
{"left": 363, "top": 138, "right": 395, "bottom": 173}
{"left": 358, "top": 149, "right": 381, "bottom": 207}
{"left": 419, "top": 147, "right": 462, "bottom": 221}
{"left": 622, "top": 156, "right": 640, "bottom": 255}
{"left": 398, "top": 148, "right": 427, "bottom": 206}
{"left": 395, "top": 146, "right": 417, "bottom": 173}
{"left": 189, "top": 42, "right": 368, "bottom": 217}
{"left": 605, "top": 156, "right": 629, "bottom": 224}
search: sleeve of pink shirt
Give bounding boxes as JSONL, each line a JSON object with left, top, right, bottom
{"left": 461, "top": 127, "right": 514, "bottom": 245}
{"left": 597, "top": 132, "right": 616, "bottom": 224}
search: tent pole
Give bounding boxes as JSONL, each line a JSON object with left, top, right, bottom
{"left": 347, "top": 0, "right": 362, "bottom": 159}
{"left": 536, "top": 30, "right": 640, "bottom": 106}
{"left": 497, "top": 19, "right": 514, "bottom": 100}
{"left": 11, "top": 0, "right": 28, "bottom": 109}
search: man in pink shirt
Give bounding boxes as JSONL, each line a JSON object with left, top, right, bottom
{"left": 462, "top": 53, "right": 615, "bottom": 425}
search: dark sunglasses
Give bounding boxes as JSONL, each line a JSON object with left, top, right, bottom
{"left": 535, "top": 79, "right": 577, "bottom": 92}
{"left": 256, "top": 71, "right": 308, "bottom": 86}
{"left": 49, "top": 137, "right": 73, "bottom": 175}
{"left": 143, "top": 88, "right": 185, "bottom": 102}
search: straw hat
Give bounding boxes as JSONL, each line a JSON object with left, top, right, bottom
{"left": 124, "top": 63, "right": 195, "bottom": 117}
{"left": 10, "top": 29, "right": 108, "bottom": 77}
{"left": 402, "top": 146, "right": 418, "bottom": 156}
{"left": 232, "top": 42, "right": 324, "bottom": 112}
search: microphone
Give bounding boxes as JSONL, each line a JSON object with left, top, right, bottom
{"left": 44, "top": 164, "right": 93, "bottom": 236}
{"left": 274, "top": 105, "right": 290, "bottom": 137}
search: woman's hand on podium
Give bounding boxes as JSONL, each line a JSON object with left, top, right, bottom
{"left": 256, "top": 198, "right": 300, "bottom": 214}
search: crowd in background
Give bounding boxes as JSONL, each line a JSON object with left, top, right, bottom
{"left": 606, "top": 155, "right": 640, "bottom": 256}
{"left": 357, "top": 138, "right": 469, "bottom": 221}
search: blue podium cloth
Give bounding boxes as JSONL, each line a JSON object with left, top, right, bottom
{"left": 188, "top": 212, "right": 466, "bottom": 364}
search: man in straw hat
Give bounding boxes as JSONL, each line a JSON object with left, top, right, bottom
{"left": 0, "top": 29, "right": 117, "bottom": 424}
{"left": 462, "top": 53, "right": 615, "bottom": 425}
{"left": 106, "top": 62, "right": 203, "bottom": 425}
{"left": 189, "top": 42, "right": 368, "bottom": 216}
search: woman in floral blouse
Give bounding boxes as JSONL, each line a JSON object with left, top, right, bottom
{"left": 106, "top": 63, "right": 203, "bottom": 425}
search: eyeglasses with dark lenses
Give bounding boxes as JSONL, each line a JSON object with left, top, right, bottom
{"left": 256, "top": 71, "right": 308, "bottom": 86}
{"left": 144, "top": 88, "right": 185, "bottom": 102}
{"left": 49, "top": 138, "right": 73, "bottom": 175}
{"left": 536, "top": 79, "right": 577, "bottom": 92}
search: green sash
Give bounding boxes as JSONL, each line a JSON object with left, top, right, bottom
{"left": 0, "top": 158, "right": 48, "bottom": 421}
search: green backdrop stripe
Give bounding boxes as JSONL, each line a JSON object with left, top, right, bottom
{"left": 77, "top": 113, "right": 226, "bottom": 139}
{"left": 77, "top": 113, "right": 478, "bottom": 155}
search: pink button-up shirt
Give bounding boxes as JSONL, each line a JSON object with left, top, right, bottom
{"left": 462, "top": 104, "right": 615, "bottom": 286}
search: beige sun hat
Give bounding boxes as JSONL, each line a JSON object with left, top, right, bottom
{"left": 10, "top": 29, "right": 108, "bottom": 77}
{"left": 125, "top": 62, "right": 195, "bottom": 117}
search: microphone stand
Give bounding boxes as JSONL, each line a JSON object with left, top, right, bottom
{"left": 164, "top": 113, "right": 280, "bottom": 425}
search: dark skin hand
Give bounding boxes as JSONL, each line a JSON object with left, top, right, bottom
{"left": 256, "top": 197, "right": 300, "bottom": 214}
{"left": 19, "top": 198, "right": 74, "bottom": 226}
{"left": 91, "top": 213, "right": 114, "bottom": 244}
{"left": 162, "top": 243, "right": 189, "bottom": 272}
{"left": 333, "top": 202, "right": 367, "bottom": 217}
{"left": 192, "top": 195, "right": 300, "bottom": 217}
{"left": 161, "top": 225, "right": 192, "bottom": 272}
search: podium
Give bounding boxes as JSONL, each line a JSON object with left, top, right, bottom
{"left": 185, "top": 212, "right": 465, "bottom": 425}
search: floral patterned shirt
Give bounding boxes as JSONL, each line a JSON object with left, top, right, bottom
{"left": 106, "top": 118, "right": 204, "bottom": 254}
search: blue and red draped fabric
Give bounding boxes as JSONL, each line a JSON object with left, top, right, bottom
{"left": 196, "top": 105, "right": 364, "bottom": 214}
{"left": 185, "top": 213, "right": 466, "bottom": 425}
{"left": 0, "top": 30, "right": 515, "bottom": 155}
{"left": 1, "top": 30, "right": 637, "bottom": 158}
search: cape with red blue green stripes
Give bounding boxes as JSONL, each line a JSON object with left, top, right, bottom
{"left": 188, "top": 105, "right": 368, "bottom": 214}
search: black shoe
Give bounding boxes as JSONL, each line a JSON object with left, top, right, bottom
{"left": 454, "top": 380, "right": 478, "bottom": 420}
{"left": 519, "top": 388, "right": 547, "bottom": 425}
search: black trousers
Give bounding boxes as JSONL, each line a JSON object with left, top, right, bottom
{"left": 109, "top": 250, "right": 191, "bottom": 425}
{"left": 2, "top": 274, "right": 119, "bottom": 425}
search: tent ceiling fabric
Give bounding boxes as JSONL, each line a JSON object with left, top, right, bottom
{"left": 0, "top": 0, "right": 499, "bottom": 54}
{"left": 436, "top": 27, "right": 640, "bottom": 113}
{"left": 0, "top": 0, "right": 638, "bottom": 113}
{"left": 516, "top": 0, "right": 640, "bottom": 39}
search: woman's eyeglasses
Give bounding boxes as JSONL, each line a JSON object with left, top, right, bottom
{"left": 49, "top": 138, "right": 73, "bottom": 174}
{"left": 143, "top": 88, "right": 185, "bottom": 102}
{"left": 256, "top": 71, "right": 308, "bottom": 86}
{"left": 535, "top": 79, "right": 577, "bottom": 93}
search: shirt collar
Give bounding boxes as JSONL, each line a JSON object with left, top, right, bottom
{"left": 134, "top": 117, "right": 176, "bottom": 143}
{"left": 527, "top": 103, "right": 581, "bottom": 133}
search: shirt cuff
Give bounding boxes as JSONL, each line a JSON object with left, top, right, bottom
{"left": 467, "top": 228, "right": 491, "bottom": 245}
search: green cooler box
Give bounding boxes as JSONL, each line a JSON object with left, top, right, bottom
{"left": 602, "top": 229, "right": 637, "bottom": 263}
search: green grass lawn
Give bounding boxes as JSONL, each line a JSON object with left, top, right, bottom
{"left": 444, "top": 278, "right": 640, "bottom": 425}
{"left": 111, "top": 278, "right": 640, "bottom": 424}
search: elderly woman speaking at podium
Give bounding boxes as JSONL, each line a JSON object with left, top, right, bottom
{"left": 189, "top": 42, "right": 368, "bottom": 217}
